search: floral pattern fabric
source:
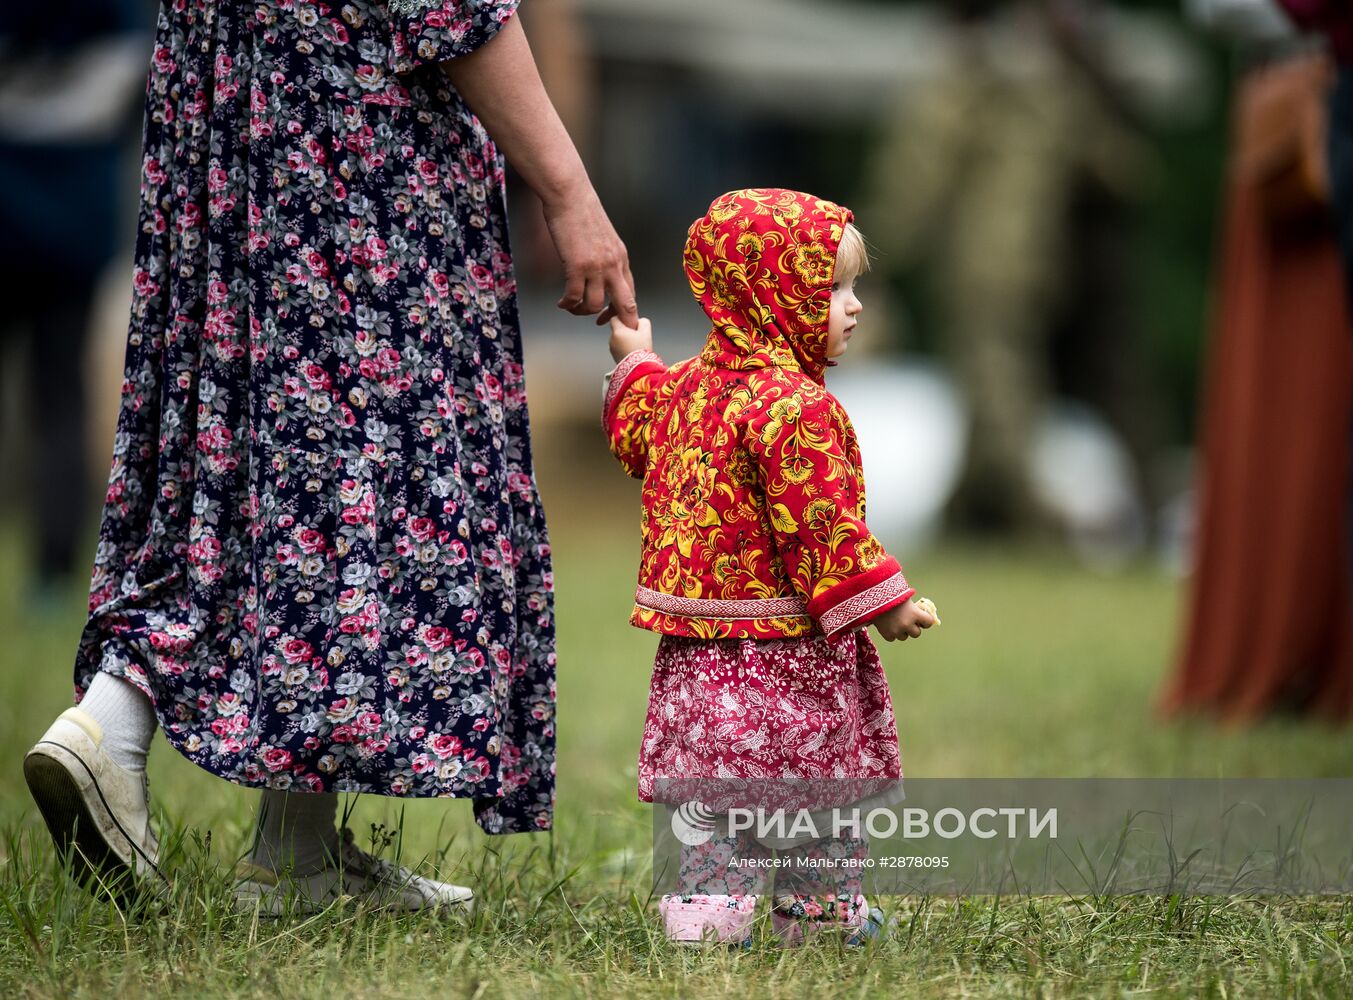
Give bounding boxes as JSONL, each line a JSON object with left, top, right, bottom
{"left": 73, "top": 0, "right": 554, "bottom": 833}
{"left": 638, "top": 631, "right": 903, "bottom": 801}
{"left": 603, "top": 189, "right": 915, "bottom": 640}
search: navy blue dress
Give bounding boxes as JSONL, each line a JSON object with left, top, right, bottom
{"left": 75, "top": 0, "right": 555, "bottom": 834}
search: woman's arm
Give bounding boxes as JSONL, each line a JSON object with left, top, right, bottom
{"left": 442, "top": 16, "right": 638, "bottom": 326}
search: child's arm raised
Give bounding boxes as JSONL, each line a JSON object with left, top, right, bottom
{"left": 602, "top": 318, "right": 670, "bottom": 478}
{"left": 745, "top": 382, "right": 932, "bottom": 642}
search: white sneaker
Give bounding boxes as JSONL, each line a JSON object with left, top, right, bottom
{"left": 24, "top": 707, "right": 162, "bottom": 897}
{"left": 232, "top": 827, "right": 474, "bottom": 916}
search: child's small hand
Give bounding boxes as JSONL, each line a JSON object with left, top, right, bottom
{"left": 609, "top": 316, "right": 653, "bottom": 362}
{"left": 873, "top": 599, "right": 935, "bottom": 642}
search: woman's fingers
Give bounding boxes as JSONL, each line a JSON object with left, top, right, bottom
{"left": 584, "top": 266, "right": 638, "bottom": 326}
{"left": 543, "top": 194, "right": 636, "bottom": 324}
{"left": 618, "top": 259, "right": 638, "bottom": 325}
{"left": 600, "top": 265, "right": 639, "bottom": 327}
{"left": 580, "top": 276, "right": 606, "bottom": 315}
{"left": 556, "top": 269, "right": 585, "bottom": 311}
{"left": 559, "top": 275, "right": 602, "bottom": 316}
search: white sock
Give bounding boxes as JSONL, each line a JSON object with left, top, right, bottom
{"left": 77, "top": 672, "right": 157, "bottom": 774}
{"left": 249, "top": 790, "right": 341, "bottom": 876}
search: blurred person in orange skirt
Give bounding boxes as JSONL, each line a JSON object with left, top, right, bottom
{"left": 602, "top": 189, "right": 935, "bottom": 947}
{"left": 1161, "top": 1, "right": 1353, "bottom": 721}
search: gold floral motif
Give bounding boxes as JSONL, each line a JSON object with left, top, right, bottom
{"left": 708, "top": 260, "right": 748, "bottom": 311}
{"left": 790, "top": 241, "right": 832, "bottom": 286}
{"left": 708, "top": 197, "right": 741, "bottom": 224}
{"left": 725, "top": 448, "right": 756, "bottom": 487}
{"left": 781, "top": 455, "right": 814, "bottom": 484}
{"left": 768, "top": 192, "right": 804, "bottom": 226}
{"left": 736, "top": 237, "right": 764, "bottom": 264}
{"left": 658, "top": 447, "right": 722, "bottom": 558}
{"left": 797, "top": 297, "right": 829, "bottom": 328}
{"left": 855, "top": 535, "right": 886, "bottom": 569}
{"left": 603, "top": 189, "right": 905, "bottom": 641}
{"left": 758, "top": 397, "right": 800, "bottom": 445}
{"left": 803, "top": 498, "right": 836, "bottom": 530}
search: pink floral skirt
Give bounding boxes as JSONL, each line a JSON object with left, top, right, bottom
{"left": 637, "top": 630, "right": 902, "bottom": 802}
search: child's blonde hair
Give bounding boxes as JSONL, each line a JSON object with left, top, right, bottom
{"left": 835, "top": 221, "right": 871, "bottom": 284}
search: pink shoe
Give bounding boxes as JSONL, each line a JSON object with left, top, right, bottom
{"left": 770, "top": 894, "right": 884, "bottom": 948}
{"left": 658, "top": 894, "right": 759, "bottom": 946}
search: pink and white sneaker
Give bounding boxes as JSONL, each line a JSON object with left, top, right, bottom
{"left": 658, "top": 893, "right": 759, "bottom": 947}
{"left": 770, "top": 893, "right": 887, "bottom": 948}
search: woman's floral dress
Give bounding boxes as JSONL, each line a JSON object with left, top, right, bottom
{"left": 73, "top": 0, "right": 555, "bottom": 833}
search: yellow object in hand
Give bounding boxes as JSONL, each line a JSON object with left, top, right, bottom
{"left": 914, "top": 596, "right": 941, "bottom": 625}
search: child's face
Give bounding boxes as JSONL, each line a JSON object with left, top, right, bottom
{"left": 826, "top": 268, "right": 862, "bottom": 359}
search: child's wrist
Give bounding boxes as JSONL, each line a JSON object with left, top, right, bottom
{"left": 610, "top": 341, "right": 651, "bottom": 363}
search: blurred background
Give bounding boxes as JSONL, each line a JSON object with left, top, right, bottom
{"left": 514, "top": 0, "right": 1217, "bottom": 571}
{"left": 3, "top": 0, "right": 1353, "bottom": 860}
{"left": 1, "top": 0, "right": 1225, "bottom": 584}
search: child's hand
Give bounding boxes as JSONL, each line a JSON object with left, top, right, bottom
{"left": 609, "top": 316, "right": 653, "bottom": 363}
{"left": 872, "top": 599, "right": 935, "bottom": 642}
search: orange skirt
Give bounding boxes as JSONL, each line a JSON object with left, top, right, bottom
{"left": 1159, "top": 71, "right": 1353, "bottom": 723}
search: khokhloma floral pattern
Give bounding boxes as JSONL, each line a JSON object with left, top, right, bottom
{"left": 603, "top": 189, "right": 915, "bottom": 641}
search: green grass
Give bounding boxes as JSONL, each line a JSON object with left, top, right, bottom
{"left": 2, "top": 515, "right": 1352, "bottom": 998}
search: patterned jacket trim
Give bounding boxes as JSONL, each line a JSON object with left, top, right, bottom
{"left": 815, "top": 570, "right": 914, "bottom": 639}
{"left": 602, "top": 349, "right": 665, "bottom": 429}
{"left": 634, "top": 586, "right": 810, "bottom": 622}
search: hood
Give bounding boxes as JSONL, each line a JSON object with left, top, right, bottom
{"left": 685, "top": 188, "right": 853, "bottom": 384}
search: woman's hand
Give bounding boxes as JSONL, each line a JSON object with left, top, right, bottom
{"left": 544, "top": 188, "right": 638, "bottom": 326}
{"left": 441, "top": 17, "right": 638, "bottom": 327}
{"left": 608, "top": 317, "right": 653, "bottom": 362}
{"left": 872, "top": 599, "right": 935, "bottom": 642}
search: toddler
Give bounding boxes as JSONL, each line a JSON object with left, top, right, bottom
{"left": 602, "top": 188, "right": 934, "bottom": 946}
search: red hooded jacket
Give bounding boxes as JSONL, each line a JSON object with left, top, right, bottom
{"left": 603, "top": 188, "right": 914, "bottom": 640}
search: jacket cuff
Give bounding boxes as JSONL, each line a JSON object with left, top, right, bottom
{"left": 809, "top": 558, "right": 915, "bottom": 639}
{"left": 601, "top": 349, "right": 665, "bottom": 428}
